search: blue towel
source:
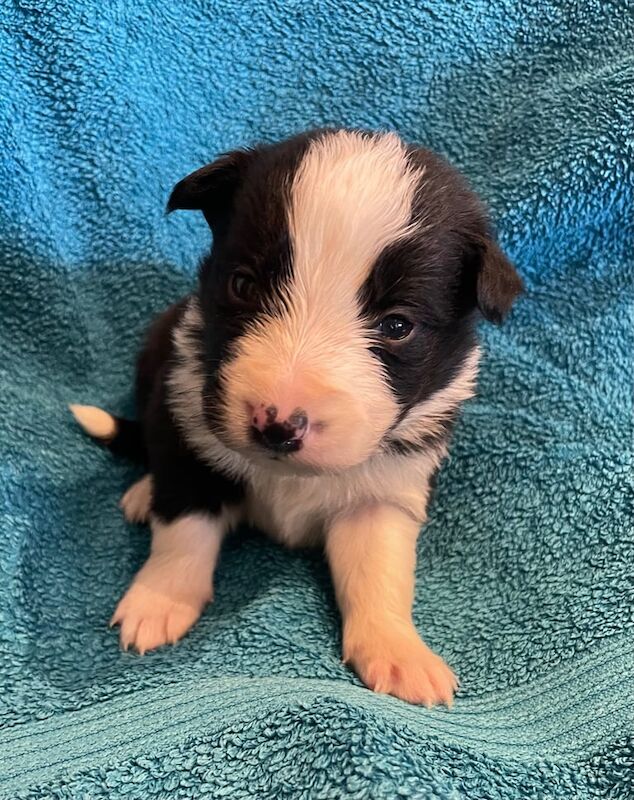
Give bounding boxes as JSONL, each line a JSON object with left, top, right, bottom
{"left": 1, "top": 1, "right": 632, "bottom": 797}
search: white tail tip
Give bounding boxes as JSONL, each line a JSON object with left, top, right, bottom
{"left": 69, "top": 404, "right": 117, "bottom": 440}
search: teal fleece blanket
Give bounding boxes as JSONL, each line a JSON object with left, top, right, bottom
{"left": 1, "top": 2, "right": 633, "bottom": 797}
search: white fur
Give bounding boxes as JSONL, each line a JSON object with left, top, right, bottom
{"left": 120, "top": 475, "right": 153, "bottom": 524}
{"left": 289, "top": 130, "right": 422, "bottom": 298}
{"left": 245, "top": 446, "right": 444, "bottom": 548}
{"left": 326, "top": 503, "right": 458, "bottom": 706}
{"left": 167, "top": 296, "right": 254, "bottom": 480}
{"left": 166, "top": 132, "right": 460, "bottom": 479}
{"left": 69, "top": 404, "right": 116, "bottom": 440}
{"left": 111, "top": 511, "right": 233, "bottom": 653}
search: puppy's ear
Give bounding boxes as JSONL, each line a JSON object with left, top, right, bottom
{"left": 459, "top": 232, "right": 522, "bottom": 324}
{"left": 475, "top": 237, "right": 523, "bottom": 323}
{"left": 167, "top": 149, "right": 254, "bottom": 230}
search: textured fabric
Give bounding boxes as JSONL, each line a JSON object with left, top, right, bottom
{"left": 1, "top": 1, "right": 633, "bottom": 797}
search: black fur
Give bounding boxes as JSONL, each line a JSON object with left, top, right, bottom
{"left": 132, "top": 299, "right": 245, "bottom": 523}
{"left": 143, "top": 371, "right": 244, "bottom": 522}
{"left": 106, "top": 417, "right": 148, "bottom": 463}
{"left": 181, "top": 134, "right": 321, "bottom": 430}
{"left": 357, "top": 144, "right": 521, "bottom": 432}
{"left": 360, "top": 231, "right": 479, "bottom": 412}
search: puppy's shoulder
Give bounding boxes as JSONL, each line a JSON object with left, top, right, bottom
{"left": 135, "top": 296, "right": 193, "bottom": 416}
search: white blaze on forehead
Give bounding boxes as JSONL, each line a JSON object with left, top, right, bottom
{"left": 288, "top": 130, "right": 422, "bottom": 300}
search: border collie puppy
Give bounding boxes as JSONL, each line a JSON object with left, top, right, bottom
{"left": 71, "top": 128, "right": 521, "bottom": 706}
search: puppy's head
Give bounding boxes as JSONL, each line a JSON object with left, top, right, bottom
{"left": 168, "top": 129, "right": 522, "bottom": 473}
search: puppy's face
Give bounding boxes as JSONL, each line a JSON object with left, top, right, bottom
{"left": 169, "top": 130, "right": 521, "bottom": 473}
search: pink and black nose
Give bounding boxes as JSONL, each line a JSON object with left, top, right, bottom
{"left": 250, "top": 406, "right": 309, "bottom": 454}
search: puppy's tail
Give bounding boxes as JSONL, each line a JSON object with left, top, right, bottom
{"left": 69, "top": 404, "right": 147, "bottom": 464}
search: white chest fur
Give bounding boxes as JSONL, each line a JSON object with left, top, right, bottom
{"left": 243, "top": 448, "right": 444, "bottom": 548}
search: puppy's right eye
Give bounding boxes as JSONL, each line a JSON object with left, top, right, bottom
{"left": 228, "top": 271, "right": 258, "bottom": 305}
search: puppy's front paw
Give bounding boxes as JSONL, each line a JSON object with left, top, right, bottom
{"left": 111, "top": 558, "right": 211, "bottom": 654}
{"left": 344, "top": 625, "right": 458, "bottom": 707}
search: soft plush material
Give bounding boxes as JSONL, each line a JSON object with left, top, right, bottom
{"left": 0, "top": 1, "right": 632, "bottom": 797}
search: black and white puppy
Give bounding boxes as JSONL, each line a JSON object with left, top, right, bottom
{"left": 71, "top": 128, "right": 521, "bottom": 707}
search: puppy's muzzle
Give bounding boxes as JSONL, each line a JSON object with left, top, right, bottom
{"left": 250, "top": 405, "right": 309, "bottom": 454}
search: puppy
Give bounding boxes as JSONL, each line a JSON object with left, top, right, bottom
{"left": 71, "top": 128, "right": 521, "bottom": 707}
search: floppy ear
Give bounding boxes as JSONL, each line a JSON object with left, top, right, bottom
{"left": 167, "top": 149, "right": 254, "bottom": 230}
{"left": 457, "top": 233, "right": 522, "bottom": 324}
{"left": 476, "top": 238, "right": 523, "bottom": 323}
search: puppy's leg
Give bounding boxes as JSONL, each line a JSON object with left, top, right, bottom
{"left": 108, "top": 354, "right": 248, "bottom": 652}
{"left": 326, "top": 504, "right": 457, "bottom": 707}
{"left": 111, "top": 511, "right": 231, "bottom": 654}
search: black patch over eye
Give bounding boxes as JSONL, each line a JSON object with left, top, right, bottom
{"left": 228, "top": 270, "right": 258, "bottom": 305}
{"left": 377, "top": 314, "right": 414, "bottom": 341}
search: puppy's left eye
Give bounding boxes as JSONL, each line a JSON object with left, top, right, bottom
{"left": 377, "top": 314, "right": 414, "bottom": 341}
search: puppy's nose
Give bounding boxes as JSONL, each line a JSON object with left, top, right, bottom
{"left": 250, "top": 406, "right": 309, "bottom": 454}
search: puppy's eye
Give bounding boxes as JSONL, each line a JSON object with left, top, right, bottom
{"left": 377, "top": 314, "right": 413, "bottom": 341}
{"left": 228, "top": 271, "right": 257, "bottom": 305}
